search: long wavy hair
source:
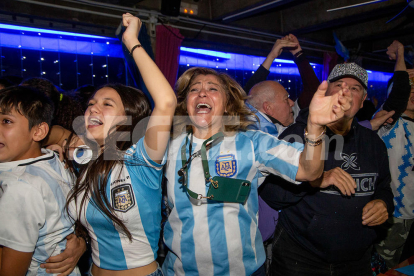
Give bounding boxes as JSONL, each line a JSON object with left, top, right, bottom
{"left": 173, "top": 67, "right": 255, "bottom": 136}
{"left": 65, "top": 84, "right": 151, "bottom": 241}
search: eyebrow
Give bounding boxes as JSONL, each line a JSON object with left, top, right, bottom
{"left": 89, "top": 97, "right": 117, "bottom": 104}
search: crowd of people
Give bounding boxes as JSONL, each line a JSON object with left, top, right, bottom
{"left": 0, "top": 13, "right": 413, "bottom": 276}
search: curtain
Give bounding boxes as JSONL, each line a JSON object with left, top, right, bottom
{"left": 155, "top": 25, "right": 184, "bottom": 89}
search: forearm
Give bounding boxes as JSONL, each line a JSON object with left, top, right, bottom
{"left": 296, "top": 120, "right": 325, "bottom": 181}
{"left": 295, "top": 54, "right": 321, "bottom": 109}
{"left": 383, "top": 71, "right": 410, "bottom": 119}
{"left": 126, "top": 39, "right": 176, "bottom": 112}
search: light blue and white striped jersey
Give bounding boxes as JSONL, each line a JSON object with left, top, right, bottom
{"left": 378, "top": 115, "right": 414, "bottom": 219}
{"left": 69, "top": 137, "right": 166, "bottom": 270}
{"left": 0, "top": 149, "right": 80, "bottom": 276}
{"left": 163, "top": 130, "right": 303, "bottom": 276}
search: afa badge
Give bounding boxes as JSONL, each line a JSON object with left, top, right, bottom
{"left": 112, "top": 184, "right": 135, "bottom": 212}
{"left": 215, "top": 154, "right": 237, "bottom": 177}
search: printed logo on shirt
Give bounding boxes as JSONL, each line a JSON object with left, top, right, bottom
{"left": 321, "top": 173, "right": 378, "bottom": 196}
{"left": 112, "top": 184, "right": 135, "bottom": 212}
{"left": 340, "top": 152, "right": 360, "bottom": 171}
{"left": 215, "top": 154, "right": 237, "bottom": 177}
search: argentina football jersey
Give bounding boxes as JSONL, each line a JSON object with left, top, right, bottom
{"left": 163, "top": 130, "right": 303, "bottom": 276}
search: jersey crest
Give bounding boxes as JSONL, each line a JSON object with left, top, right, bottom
{"left": 215, "top": 154, "right": 237, "bottom": 177}
{"left": 112, "top": 184, "right": 135, "bottom": 212}
{"left": 340, "top": 152, "right": 360, "bottom": 171}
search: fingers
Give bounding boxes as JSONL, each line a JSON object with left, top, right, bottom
{"left": 45, "top": 264, "right": 73, "bottom": 274}
{"left": 323, "top": 168, "right": 356, "bottom": 196}
{"left": 315, "top": 81, "right": 329, "bottom": 97}
{"left": 362, "top": 200, "right": 388, "bottom": 226}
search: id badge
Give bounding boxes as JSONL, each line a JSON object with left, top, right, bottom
{"left": 206, "top": 176, "right": 251, "bottom": 204}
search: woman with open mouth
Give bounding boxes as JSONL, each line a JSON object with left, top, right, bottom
{"left": 162, "top": 67, "right": 352, "bottom": 276}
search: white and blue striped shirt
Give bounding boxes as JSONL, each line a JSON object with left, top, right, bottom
{"left": 69, "top": 137, "right": 166, "bottom": 270}
{"left": 0, "top": 149, "right": 80, "bottom": 276}
{"left": 163, "top": 130, "right": 303, "bottom": 276}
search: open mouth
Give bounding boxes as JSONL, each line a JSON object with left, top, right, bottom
{"left": 88, "top": 117, "right": 103, "bottom": 127}
{"left": 0, "top": 143, "right": 4, "bottom": 149}
{"left": 196, "top": 103, "right": 212, "bottom": 114}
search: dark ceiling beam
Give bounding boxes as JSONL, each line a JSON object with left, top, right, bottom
{"left": 214, "top": 0, "right": 304, "bottom": 23}
{"left": 288, "top": 3, "right": 406, "bottom": 36}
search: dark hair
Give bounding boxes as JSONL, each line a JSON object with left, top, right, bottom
{"left": 66, "top": 84, "right": 151, "bottom": 241}
{"left": 21, "top": 77, "right": 84, "bottom": 132}
{"left": 0, "top": 86, "right": 54, "bottom": 129}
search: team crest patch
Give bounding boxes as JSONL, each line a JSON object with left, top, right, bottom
{"left": 215, "top": 154, "right": 237, "bottom": 177}
{"left": 112, "top": 184, "right": 135, "bottom": 212}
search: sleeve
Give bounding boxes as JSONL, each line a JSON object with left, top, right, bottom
{"left": 358, "top": 120, "right": 372, "bottom": 130}
{"left": 294, "top": 53, "right": 321, "bottom": 109}
{"left": 126, "top": 136, "right": 167, "bottom": 189}
{"left": 0, "top": 181, "right": 45, "bottom": 252}
{"left": 243, "top": 65, "right": 270, "bottom": 94}
{"left": 251, "top": 131, "right": 304, "bottom": 185}
{"left": 383, "top": 71, "right": 411, "bottom": 123}
{"left": 259, "top": 174, "right": 308, "bottom": 210}
{"left": 373, "top": 142, "right": 394, "bottom": 216}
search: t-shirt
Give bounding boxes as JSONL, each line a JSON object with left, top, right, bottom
{"left": 163, "top": 130, "right": 303, "bottom": 276}
{"left": 378, "top": 115, "right": 414, "bottom": 219}
{"left": 69, "top": 137, "right": 166, "bottom": 270}
{"left": 0, "top": 149, "right": 80, "bottom": 276}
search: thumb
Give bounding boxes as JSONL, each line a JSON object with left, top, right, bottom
{"left": 314, "top": 81, "right": 329, "bottom": 97}
{"left": 362, "top": 201, "right": 373, "bottom": 215}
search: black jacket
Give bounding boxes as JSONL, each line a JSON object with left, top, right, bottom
{"left": 261, "top": 108, "right": 394, "bottom": 263}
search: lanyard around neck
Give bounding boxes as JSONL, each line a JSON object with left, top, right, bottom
{"left": 178, "top": 132, "right": 224, "bottom": 200}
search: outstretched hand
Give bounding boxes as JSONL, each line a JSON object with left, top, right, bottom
{"left": 122, "top": 13, "right": 142, "bottom": 51}
{"left": 308, "top": 81, "right": 352, "bottom": 127}
{"left": 269, "top": 39, "right": 298, "bottom": 60}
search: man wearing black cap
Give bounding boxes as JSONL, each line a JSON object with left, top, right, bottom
{"left": 261, "top": 63, "right": 394, "bottom": 276}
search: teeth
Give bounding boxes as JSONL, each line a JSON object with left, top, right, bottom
{"left": 197, "top": 103, "right": 211, "bottom": 109}
{"left": 89, "top": 118, "right": 102, "bottom": 125}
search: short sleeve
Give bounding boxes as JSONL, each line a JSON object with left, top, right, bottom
{"left": 124, "top": 136, "right": 167, "bottom": 189}
{"left": 250, "top": 131, "right": 304, "bottom": 184}
{"left": 0, "top": 181, "right": 45, "bottom": 252}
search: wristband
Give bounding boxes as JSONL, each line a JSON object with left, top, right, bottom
{"left": 304, "top": 127, "right": 326, "bottom": 147}
{"left": 294, "top": 50, "right": 303, "bottom": 58}
{"left": 129, "top": 44, "right": 142, "bottom": 55}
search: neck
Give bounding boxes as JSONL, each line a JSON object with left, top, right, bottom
{"left": 326, "top": 117, "right": 353, "bottom": 136}
{"left": 192, "top": 125, "right": 223, "bottom": 139}
{"left": 403, "top": 109, "right": 414, "bottom": 119}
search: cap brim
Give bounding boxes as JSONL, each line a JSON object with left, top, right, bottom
{"left": 329, "top": 75, "right": 367, "bottom": 90}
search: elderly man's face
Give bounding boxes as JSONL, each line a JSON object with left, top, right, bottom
{"left": 266, "top": 87, "right": 295, "bottom": 127}
{"left": 327, "top": 77, "right": 366, "bottom": 119}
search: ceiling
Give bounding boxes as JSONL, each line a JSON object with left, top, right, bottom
{"left": 1, "top": 0, "right": 413, "bottom": 72}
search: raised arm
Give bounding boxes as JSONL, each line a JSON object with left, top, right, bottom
{"left": 287, "top": 34, "right": 321, "bottom": 109}
{"left": 122, "top": 14, "right": 177, "bottom": 163}
{"left": 244, "top": 38, "right": 298, "bottom": 94}
{"left": 295, "top": 81, "right": 352, "bottom": 181}
{"left": 382, "top": 40, "right": 411, "bottom": 122}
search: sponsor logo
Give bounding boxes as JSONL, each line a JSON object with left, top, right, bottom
{"left": 340, "top": 152, "right": 360, "bottom": 171}
{"left": 321, "top": 173, "right": 378, "bottom": 196}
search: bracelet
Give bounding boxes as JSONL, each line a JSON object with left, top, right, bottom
{"left": 294, "top": 50, "right": 303, "bottom": 58}
{"left": 129, "top": 44, "right": 142, "bottom": 55}
{"left": 304, "top": 127, "right": 326, "bottom": 147}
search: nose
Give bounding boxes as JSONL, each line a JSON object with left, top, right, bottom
{"left": 288, "top": 98, "right": 294, "bottom": 107}
{"left": 89, "top": 103, "right": 100, "bottom": 114}
{"left": 198, "top": 87, "right": 207, "bottom": 97}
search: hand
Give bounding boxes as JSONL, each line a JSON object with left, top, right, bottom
{"left": 362, "top": 199, "right": 388, "bottom": 226}
{"left": 268, "top": 38, "right": 298, "bottom": 60}
{"left": 40, "top": 234, "right": 86, "bottom": 276}
{"left": 386, "top": 40, "right": 404, "bottom": 60}
{"left": 310, "top": 168, "right": 356, "bottom": 196}
{"left": 46, "top": 144, "right": 64, "bottom": 162}
{"left": 122, "top": 13, "right": 142, "bottom": 52}
{"left": 308, "top": 81, "right": 352, "bottom": 127}
{"left": 282, "top": 34, "right": 302, "bottom": 55}
{"left": 407, "top": 68, "right": 414, "bottom": 79}
{"left": 370, "top": 110, "right": 395, "bottom": 130}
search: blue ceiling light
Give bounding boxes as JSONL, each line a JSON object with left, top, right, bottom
{"left": 0, "top": 23, "right": 117, "bottom": 40}
{"left": 180, "top": 47, "right": 231, "bottom": 59}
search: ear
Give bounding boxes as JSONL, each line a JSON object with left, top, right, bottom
{"left": 262, "top": 101, "right": 270, "bottom": 112}
{"left": 360, "top": 93, "right": 368, "bottom": 109}
{"left": 32, "top": 122, "right": 49, "bottom": 142}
